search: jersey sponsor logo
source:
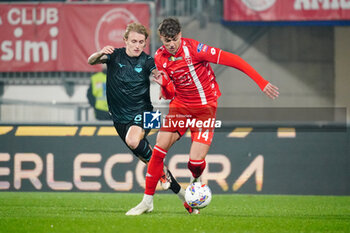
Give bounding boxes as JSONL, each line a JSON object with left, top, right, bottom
{"left": 197, "top": 43, "right": 204, "bottom": 52}
{"left": 178, "top": 74, "right": 193, "bottom": 86}
{"left": 174, "top": 69, "right": 186, "bottom": 73}
{"left": 163, "top": 63, "right": 167, "bottom": 68}
{"left": 143, "top": 110, "right": 161, "bottom": 129}
{"left": 168, "top": 56, "right": 183, "bottom": 61}
{"left": 210, "top": 48, "right": 216, "bottom": 55}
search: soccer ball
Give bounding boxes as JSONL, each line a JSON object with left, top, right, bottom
{"left": 185, "top": 182, "right": 212, "bottom": 209}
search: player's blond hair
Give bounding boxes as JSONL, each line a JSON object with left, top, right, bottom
{"left": 124, "top": 23, "right": 149, "bottom": 40}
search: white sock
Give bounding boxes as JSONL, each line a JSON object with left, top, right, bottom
{"left": 177, "top": 188, "right": 186, "bottom": 203}
{"left": 142, "top": 194, "right": 153, "bottom": 205}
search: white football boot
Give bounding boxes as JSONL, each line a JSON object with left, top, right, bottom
{"left": 125, "top": 195, "right": 153, "bottom": 216}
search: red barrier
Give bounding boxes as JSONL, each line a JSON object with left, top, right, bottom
{"left": 224, "top": 0, "right": 350, "bottom": 22}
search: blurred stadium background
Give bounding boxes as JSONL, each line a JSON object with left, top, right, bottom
{"left": 1, "top": 0, "right": 349, "bottom": 123}
{"left": 0, "top": 0, "right": 349, "bottom": 206}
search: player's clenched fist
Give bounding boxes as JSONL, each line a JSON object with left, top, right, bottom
{"left": 152, "top": 70, "right": 169, "bottom": 87}
{"left": 101, "top": 46, "right": 114, "bottom": 55}
{"left": 88, "top": 45, "right": 114, "bottom": 65}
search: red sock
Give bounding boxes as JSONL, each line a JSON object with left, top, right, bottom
{"left": 145, "top": 145, "right": 167, "bottom": 195}
{"left": 187, "top": 159, "right": 206, "bottom": 178}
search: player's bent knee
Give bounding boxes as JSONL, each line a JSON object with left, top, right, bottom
{"left": 155, "top": 132, "right": 179, "bottom": 151}
{"left": 125, "top": 137, "right": 140, "bottom": 150}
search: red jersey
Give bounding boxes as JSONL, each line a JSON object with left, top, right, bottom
{"left": 155, "top": 38, "right": 222, "bottom": 106}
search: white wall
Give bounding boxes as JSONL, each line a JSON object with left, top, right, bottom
{"left": 3, "top": 85, "right": 88, "bottom": 103}
{"left": 0, "top": 83, "right": 163, "bottom": 123}
{"left": 1, "top": 85, "right": 90, "bottom": 122}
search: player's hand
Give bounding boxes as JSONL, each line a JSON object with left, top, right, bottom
{"left": 152, "top": 72, "right": 163, "bottom": 86}
{"left": 101, "top": 46, "right": 114, "bottom": 55}
{"left": 152, "top": 71, "right": 169, "bottom": 87}
{"left": 263, "top": 83, "right": 279, "bottom": 100}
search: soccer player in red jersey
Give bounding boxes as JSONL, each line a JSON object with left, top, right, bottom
{"left": 126, "top": 18, "right": 279, "bottom": 215}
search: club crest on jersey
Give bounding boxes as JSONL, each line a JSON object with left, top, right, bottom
{"left": 185, "top": 56, "right": 192, "bottom": 65}
{"left": 134, "top": 65, "right": 143, "bottom": 73}
{"left": 168, "top": 56, "right": 183, "bottom": 61}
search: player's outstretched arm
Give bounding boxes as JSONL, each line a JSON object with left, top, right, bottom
{"left": 217, "top": 50, "right": 279, "bottom": 99}
{"left": 88, "top": 46, "right": 114, "bottom": 65}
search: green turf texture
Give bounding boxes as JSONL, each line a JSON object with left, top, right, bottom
{"left": 0, "top": 192, "right": 349, "bottom": 233}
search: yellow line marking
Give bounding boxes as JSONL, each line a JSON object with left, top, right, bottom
{"left": 228, "top": 128, "right": 253, "bottom": 138}
{"left": 97, "top": 127, "right": 118, "bottom": 136}
{"left": 148, "top": 129, "right": 159, "bottom": 136}
{"left": 79, "top": 127, "right": 97, "bottom": 136}
{"left": 277, "top": 128, "right": 296, "bottom": 138}
{"left": 0, "top": 127, "right": 14, "bottom": 135}
{"left": 185, "top": 129, "right": 191, "bottom": 137}
{"left": 16, "top": 126, "right": 78, "bottom": 136}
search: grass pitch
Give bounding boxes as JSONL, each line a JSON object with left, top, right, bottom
{"left": 0, "top": 192, "right": 349, "bottom": 233}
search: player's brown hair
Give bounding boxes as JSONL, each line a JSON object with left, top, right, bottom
{"left": 158, "top": 17, "right": 181, "bottom": 38}
{"left": 124, "top": 23, "right": 149, "bottom": 40}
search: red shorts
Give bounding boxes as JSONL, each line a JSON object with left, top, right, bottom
{"left": 160, "top": 99, "right": 217, "bottom": 145}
